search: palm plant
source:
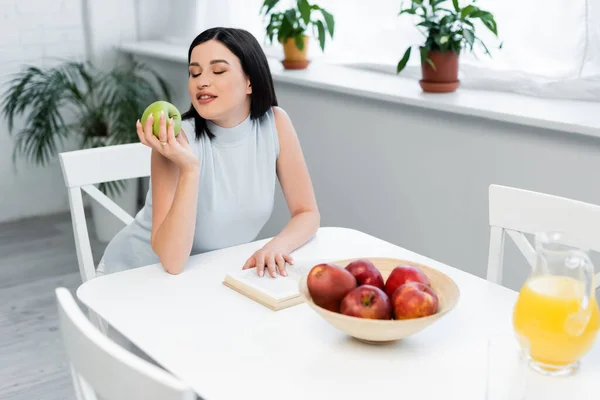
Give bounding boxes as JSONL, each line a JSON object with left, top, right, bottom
{"left": 1, "top": 59, "right": 171, "bottom": 196}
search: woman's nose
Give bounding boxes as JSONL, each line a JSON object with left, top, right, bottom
{"left": 196, "top": 75, "right": 211, "bottom": 88}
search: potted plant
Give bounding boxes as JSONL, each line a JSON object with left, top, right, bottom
{"left": 1, "top": 59, "right": 171, "bottom": 241}
{"left": 396, "top": 0, "right": 500, "bottom": 93}
{"left": 260, "top": 0, "right": 335, "bottom": 69}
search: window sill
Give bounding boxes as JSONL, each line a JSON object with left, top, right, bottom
{"left": 119, "top": 40, "right": 600, "bottom": 140}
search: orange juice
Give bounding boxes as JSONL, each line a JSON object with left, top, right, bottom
{"left": 513, "top": 275, "right": 600, "bottom": 368}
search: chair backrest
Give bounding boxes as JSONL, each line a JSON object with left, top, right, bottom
{"left": 55, "top": 287, "right": 196, "bottom": 400}
{"left": 487, "top": 184, "right": 600, "bottom": 289}
{"left": 59, "top": 143, "right": 151, "bottom": 283}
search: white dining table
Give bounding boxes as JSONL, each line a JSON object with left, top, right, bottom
{"left": 77, "top": 227, "right": 599, "bottom": 400}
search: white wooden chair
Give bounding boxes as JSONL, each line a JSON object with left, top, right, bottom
{"left": 59, "top": 143, "right": 151, "bottom": 283}
{"left": 55, "top": 287, "right": 196, "bottom": 400}
{"left": 487, "top": 184, "right": 600, "bottom": 289}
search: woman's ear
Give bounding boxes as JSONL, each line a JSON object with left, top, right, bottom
{"left": 246, "top": 78, "right": 252, "bottom": 95}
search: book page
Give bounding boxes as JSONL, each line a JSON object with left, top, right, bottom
{"left": 224, "top": 260, "right": 318, "bottom": 302}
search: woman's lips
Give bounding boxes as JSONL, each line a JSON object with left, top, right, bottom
{"left": 196, "top": 93, "right": 217, "bottom": 104}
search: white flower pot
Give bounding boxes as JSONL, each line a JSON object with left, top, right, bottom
{"left": 91, "top": 179, "right": 140, "bottom": 243}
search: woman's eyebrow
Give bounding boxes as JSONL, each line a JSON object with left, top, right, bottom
{"left": 188, "top": 60, "right": 230, "bottom": 67}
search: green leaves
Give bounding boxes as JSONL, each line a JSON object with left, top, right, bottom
{"left": 261, "top": 0, "right": 335, "bottom": 52}
{"left": 260, "top": 0, "right": 280, "bottom": 16}
{"left": 320, "top": 8, "right": 335, "bottom": 37}
{"left": 0, "top": 59, "right": 170, "bottom": 195}
{"left": 294, "top": 34, "right": 305, "bottom": 51}
{"left": 399, "top": 8, "right": 417, "bottom": 16}
{"left": 452, "top": 0, "right": 459, "bottom": 12}
{"left": 420, "top": 47, "right": 436, "bottom": 70}
{"left": 460, "top": 5, "right": 498, "bottom": 36}
{"left": 396, "top": 47, "right": 412, "bottom": 73}
{"left": 315, "top": 20, "right": 326, "bottom": 51}
{"left": 428, "top": 0, "right": 446, "bottom": 12}
{"left": 396, "top": 0, "right": 500, "bottom": 71}
{"left": 1, "top": 62, "right": 82, "bottom": 166}
{"left": 99, "top": 180, "right": 126, "bottom": 199}
{"left": 416, "top": 20, "right": 436, "bottom": 29}
{"left": 462, "top": 28, "right": 475, "bottom": 49}
{"left": 297, "top": 0, "right": 310, "bottom": 25}
{"left": 265, "top": 13, "right": 281, "bottom": 43}
{"left": 278, "top": 8, "right": 297, "bottom": 43}
{"left": 99, "top": 60, "right": 171, "bottom": 147}
{"left": 477, "top": 12, "right": 498, "bottom": 36}
{"left": 460, "top": 4, "right": 478, "bottom": 19}
{"left": 439, "top": 14, "right": 455, "bottom": 27}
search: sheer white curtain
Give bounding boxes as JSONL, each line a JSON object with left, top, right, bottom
{"left": 221, "top": 0, "right": 600, "bottom": 101}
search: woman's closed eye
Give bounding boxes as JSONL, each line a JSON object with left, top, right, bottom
{"left": 189, "top": 71, "right": 225, "bottom": 77}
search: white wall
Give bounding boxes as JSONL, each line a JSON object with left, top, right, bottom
{"left": 257, "top": 82, "right": 600, "bottom": 291}
{"left": 0, "top": 0, "right": 254, "bottom": 224}
{"left": 0, "top": 0, "right": 87, "bottom": 223}
{"left": 0, "top": 0, "right": 152, "bottom": 224}
{"left": 4, "top": 1, "right": 600, "bottom": 292}
{"left": 83, "top": 0, "right": 137, "bottom": 69}
{"left": 114, "top": 49, "right": 600, "bottom": 291}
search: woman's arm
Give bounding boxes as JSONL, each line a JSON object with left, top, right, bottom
{"left": 242, "top": 106, "right": 320, "bottom": 277}
{"left": 137, "top": 112, "right": 200, "bottom": 275}
{"left": 149, "top": 154, "right": 199, "bottom": 275}
{"left": 263, "top": 107, "right": 320, "bottom": 253}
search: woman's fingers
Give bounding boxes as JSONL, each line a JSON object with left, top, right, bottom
{"left": 283, "top": 254, "right": 294, "bottom": 265}
{"left": 242, "top": 256, "right": 255, "bottom": 270}
{"left": 143, "top": 113, "right": 155, "bottom": 143}
{"left": 143, "top": 114, "right": 160, "bottom": 149}
{"left": 275, "top": 254, "right": 287, "bottom": 276}
{"left": 255, "top": 252, "right": 266, "bottom": 277}
{"left": 157, "top": 111, "right": 168, "bottom": 144}
{"left": 142, "top": 112, "right": 170, "bottom": 152}
{"left": 266, "top": 255, "right": 277, "bottom": 278}
{"left": 242, "top": 251, "right": 290, "bottom": 278}
{"left": 136, "top": 120, "right": 147, "bottom": 145}
{"left": 167, "top": 117, "right": 178, "bottom": 146}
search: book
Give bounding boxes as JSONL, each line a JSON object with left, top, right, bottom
{"left": 222, "top": 260, "right": 318, "bottom": 311}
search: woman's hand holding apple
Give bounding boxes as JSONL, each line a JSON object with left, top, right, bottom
{"left": 136, "top": 111, "right": 199, "bottom": 173}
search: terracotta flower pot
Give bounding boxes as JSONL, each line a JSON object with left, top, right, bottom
{"left": 419, "top": 49, "right": 460, "bottom": 93}
{"left": 281, "top": 36, "right": 310, "bottom": 70}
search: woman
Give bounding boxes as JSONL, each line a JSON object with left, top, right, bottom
{"left": 99, "top": 27, "right": 320, "bottom": 278}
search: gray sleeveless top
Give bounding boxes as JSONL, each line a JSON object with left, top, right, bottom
{"left": 100, "top": 107, "right": 280, "bottom": 274}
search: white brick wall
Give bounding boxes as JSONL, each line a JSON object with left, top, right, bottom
{"left": 0, "top": 0, "right": 86, "bottom": 223}
{"left": 0, "top": 0, "right": 179, "bottom": 223}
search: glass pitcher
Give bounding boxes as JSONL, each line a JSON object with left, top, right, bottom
{"left": 512, "top": 231, "right": 600, "bottom": 376}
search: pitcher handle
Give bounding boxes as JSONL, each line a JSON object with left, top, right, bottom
{"left": 566, "top": 249, "right": 594, "bottom": 312}
{"left": 565, "top": 249, "right": 594, "bottom": 336}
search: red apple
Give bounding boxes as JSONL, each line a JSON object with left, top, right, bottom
{"left": 345, "top": 259, "right": 385, "bottom": 290}
{"left": 384, "top": 265, "right": 431, "bottom": 298}
{"left": 307, "top": 263, "right": 357, "bottom": 312}
{"left": 392, "top": 282, "right": 438, "bottom": 319}
{"left": 340, "top": 285, "right": 392, "bottom": 320}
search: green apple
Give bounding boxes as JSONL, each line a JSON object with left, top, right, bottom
{"left": 141, "top": 101, "right": 182, "bottom": 138}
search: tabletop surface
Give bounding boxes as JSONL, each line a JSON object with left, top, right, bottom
{"left": 77, "top": 227, "right": 600, "bottom": 400}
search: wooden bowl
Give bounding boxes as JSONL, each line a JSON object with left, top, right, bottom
{"left": 298, "top": 257, "right": 460, "bottom": 343}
